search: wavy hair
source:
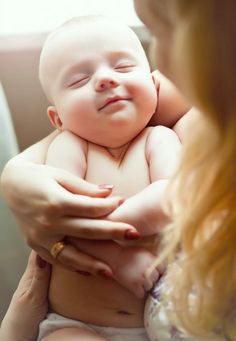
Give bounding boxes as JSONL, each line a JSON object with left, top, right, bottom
{"left": 150, "top": 1, "right": 236, "bottom": 339}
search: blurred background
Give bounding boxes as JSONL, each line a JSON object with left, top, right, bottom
{"left": 0, "top": 0, "right": 151, "bottom": 322}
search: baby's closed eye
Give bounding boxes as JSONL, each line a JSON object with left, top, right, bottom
{"left": 67, "top": 75, "right": 89, "bottom": 88}
{"left": 114, "top": 60, "right": 136, "bottom": 73}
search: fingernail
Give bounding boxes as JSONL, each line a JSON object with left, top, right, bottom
{"left": 77, "top": 270, "right": 91, "bottom": 276}
{"left": 36, "top": 255, "right": 47, "bottom": 268}
{"left": 99, "top": 270, "right": 113, "bottom": 278}
{"left": 98, "top": 184, "right": 114, "bottom": 190}
{"left": 125, "top": 229, "right": 140, "bottom": 240}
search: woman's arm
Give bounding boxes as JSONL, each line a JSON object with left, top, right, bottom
{"left": 172, "top": 107, "right": 201, "bottom": 142}
{"left": 10, "top": 130, "right": 59, "bottom": 163}
{"left": 0, "top": 252, "right": 50, "bottom": 341}
{"left": 150, "top": 70, "right": 191, "bottom": 128}
{"left": 150, "top": 70, "right": 200, "bottom": 143}
{"left": 1, "top": 133, "right": 138, "bottom": 274}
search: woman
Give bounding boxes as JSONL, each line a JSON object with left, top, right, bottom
{"left": 2, "top": 0, "right": 236, "bottom": 339}
{"left": 134, "top": 0, "right": 236, "bottom": 340}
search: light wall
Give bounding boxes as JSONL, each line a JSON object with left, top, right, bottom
{"left": 0, "top": 0, "right": 142, "bottom": 34}
{"left": 0, "top": 33, "right": 53, "bottom": 150}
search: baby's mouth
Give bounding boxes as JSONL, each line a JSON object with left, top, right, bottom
{"left": 99, "top": 96, "right": 130, "bottom": 110}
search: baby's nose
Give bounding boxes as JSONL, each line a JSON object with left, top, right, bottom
{"left": 95, "top": 77, "right": 119, "bottom": 92}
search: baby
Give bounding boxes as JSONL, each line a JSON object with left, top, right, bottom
{"left": 37, "top": 16, "right": 181, "bottom": 341}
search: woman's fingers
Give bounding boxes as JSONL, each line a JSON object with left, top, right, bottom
{"left": 50, "top": 169, "right": 126, "bottom": 218}
{"left": 35, "top": 243, "right": 112, "bottom": 275}
{"left": 3, "top": 163, "right": 140, "bottom": 273}
{"left": 58, "top": 171, "right": 114, "bottom": 198}
{"left": 56, "top": 217, "right": 139, "bottom": 241}
{"left": 55, "top": 244, "right": 112, "bottom": 275}
{"left": 56, "top": 194, "right": 125, "bottom": 218}
{"left": 31, "top": 213, "right": 139, "bottom": 273}
{"left": 28, "top": 215, "right": 138, "bottom": 252}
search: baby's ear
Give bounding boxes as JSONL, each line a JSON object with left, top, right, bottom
{"left": 47, "top": 106, "right": 63, "bottom": 129}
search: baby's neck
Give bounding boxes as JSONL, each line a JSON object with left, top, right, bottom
{"left": 106, "top": 143, "right": 130, "bottom": 160}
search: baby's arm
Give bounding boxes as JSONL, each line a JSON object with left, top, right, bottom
{"left": 68, "top": 237, "right": 160, "bottom": 298}
{"left": 107, "top": 126, "right": 181, "bottom": 236}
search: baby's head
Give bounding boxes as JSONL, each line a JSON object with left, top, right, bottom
{"left": 39, "top": 16, "right": 157, "bottom": 148}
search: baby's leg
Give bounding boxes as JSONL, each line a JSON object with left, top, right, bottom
{"left": 42, "top": 327, "right": 107, "bottom": 341}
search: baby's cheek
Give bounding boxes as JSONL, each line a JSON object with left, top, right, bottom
{"left": 142, "top": 89, "right": 158, "bottom": 117}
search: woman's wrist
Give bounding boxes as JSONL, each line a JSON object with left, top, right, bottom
{"left": 0, "top": 318, "right": 31, "bottom": 341}
{"left": 0, "top": 253, "right": 50, "bottom": 341}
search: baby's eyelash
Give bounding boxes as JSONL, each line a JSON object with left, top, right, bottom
{"left": 68, "top": 77, "right": 89, "bottom": 87}
{"left": 114, "top": 65, "right": 135, "bottom": 72}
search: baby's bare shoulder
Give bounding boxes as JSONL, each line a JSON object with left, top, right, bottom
{"left": 52, "top": 130, "right": 86, "bottom": 144}
{"left": 145, "top": 126, "right": 181, "bottom": 165}
{"left": 146, "top": 125, "right": 180, "bottom": 145}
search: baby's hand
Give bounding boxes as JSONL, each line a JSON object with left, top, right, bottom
{"left": 113, "top": 247, "right": 160, "bottom": 298}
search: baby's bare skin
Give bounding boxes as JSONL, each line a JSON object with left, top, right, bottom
{"left": 48, "top": 122, "right": 180, "bottom": 327}
{"left": 42, "top": 18, "right": 181, "bottom": 329}
{"left": 49, "top": 129, "right": 156, "bottom": 327}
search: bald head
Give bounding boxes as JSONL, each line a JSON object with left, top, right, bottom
{"left": 39, "top": 16, "right": 149, "bottom": 103}
{"left": 39, "top": 16, "right": 150, "bottom": 104}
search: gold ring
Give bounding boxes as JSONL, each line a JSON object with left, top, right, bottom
{"left": 50, "top": 241, "right": 66, "bottom": 259}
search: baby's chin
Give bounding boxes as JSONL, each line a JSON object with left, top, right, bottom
{"left": 70, "top": 122, "right": 148, "bottom": 149}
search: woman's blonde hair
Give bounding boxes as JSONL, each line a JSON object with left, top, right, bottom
{"left": 152, "top": 1, "right": 236, "bottom": 339}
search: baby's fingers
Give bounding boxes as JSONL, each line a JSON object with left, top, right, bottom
{"left": 134, "top": 284, "right": 146, "bottom": 299}
{"left": 143, "top": 268, "right": 160, "bottom": 292}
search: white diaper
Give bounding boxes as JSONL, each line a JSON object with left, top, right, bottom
{"left": 37, "top": 313, "right": 149, "bottom": 341}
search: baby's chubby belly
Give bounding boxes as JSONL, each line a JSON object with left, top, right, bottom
{"left": 49, "top": 266, "right": 145, "bottom": 327}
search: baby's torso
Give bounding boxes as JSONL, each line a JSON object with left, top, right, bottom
{"left": 49, "top": 128, "right": 154, "bottom": 327}
{"left": 86, "top": 128, "right": 151, "bottom": 198}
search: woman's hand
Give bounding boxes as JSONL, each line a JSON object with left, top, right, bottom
{"left": 1, "top": 159, "right": 138, "bottom": 275}
{"left": 0, "top": 252, "right": 51, "bottom": 341}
